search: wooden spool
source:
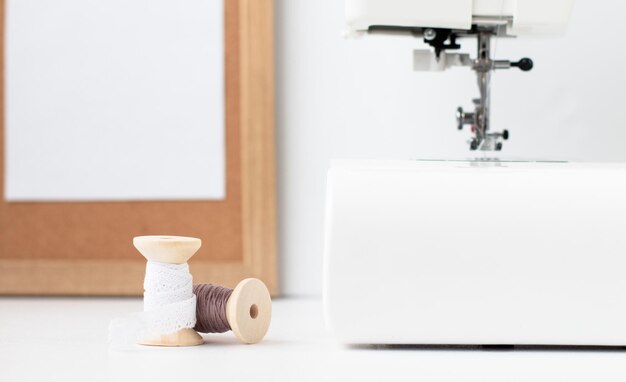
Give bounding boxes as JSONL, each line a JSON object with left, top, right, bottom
{"left": 226, "top": 278, "right": 272, "bottom": 344}
{"left": 133, "top": 235, "right": 204, "bottom": 347}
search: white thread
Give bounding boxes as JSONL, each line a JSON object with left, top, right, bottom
{"left": 109, "top": 261, "right": 197, "bottom": 346}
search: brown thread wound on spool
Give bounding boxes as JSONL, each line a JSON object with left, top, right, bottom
{"left": 193, "top": 284, "right": 233, "bottom": 333}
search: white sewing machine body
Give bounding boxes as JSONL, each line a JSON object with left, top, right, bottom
{"left": 323, "top": 160, "right": 626, "bottom": 345}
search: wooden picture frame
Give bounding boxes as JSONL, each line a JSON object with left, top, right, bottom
{"left": 0, "top": 0, "right": 278, "bottom": 295}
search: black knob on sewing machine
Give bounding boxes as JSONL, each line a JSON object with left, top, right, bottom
{"left": 502, "top": 130, "right": 509, "bottom": 140}
{"left": 470, "top": 139, "right": 478, "bottom": 150}
{"left": 511, "top": 58, "right": 533, "bottom": 71}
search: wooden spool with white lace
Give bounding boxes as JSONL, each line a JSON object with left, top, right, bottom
{"left": 133, "top": 235, "right": 204, "bottom": 346}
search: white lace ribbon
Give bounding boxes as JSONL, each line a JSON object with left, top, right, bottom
{"left": 109, "top": 261, "right": 197, "bottom": 346}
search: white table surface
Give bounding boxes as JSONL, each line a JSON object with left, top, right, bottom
{"left": 2, "top": 297, "right": 626, "bottom": 382}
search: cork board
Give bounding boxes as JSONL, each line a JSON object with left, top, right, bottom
{"left": 0, "top": 0, "right": 277, "bottom": 295}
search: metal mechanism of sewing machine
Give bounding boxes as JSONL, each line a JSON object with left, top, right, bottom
{"left": 370, "top": 24, "right": 532, "bottom": 151}
{"left": 347, "top": 0, "right": 572, "bottom": 151}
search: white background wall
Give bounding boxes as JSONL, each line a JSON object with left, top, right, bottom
{"left": 275, "top": 0, "right": 626, "bottom": 295}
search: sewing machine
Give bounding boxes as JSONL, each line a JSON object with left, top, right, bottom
{"left": 346, "top": 0, "right": 572, "bottom": 151}
{"left": 323, "top": 0, "right": 626, "bottom": 346}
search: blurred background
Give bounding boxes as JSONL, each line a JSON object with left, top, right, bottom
{"left": 4, "top": 0, "right": 625, "bottom": 296}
